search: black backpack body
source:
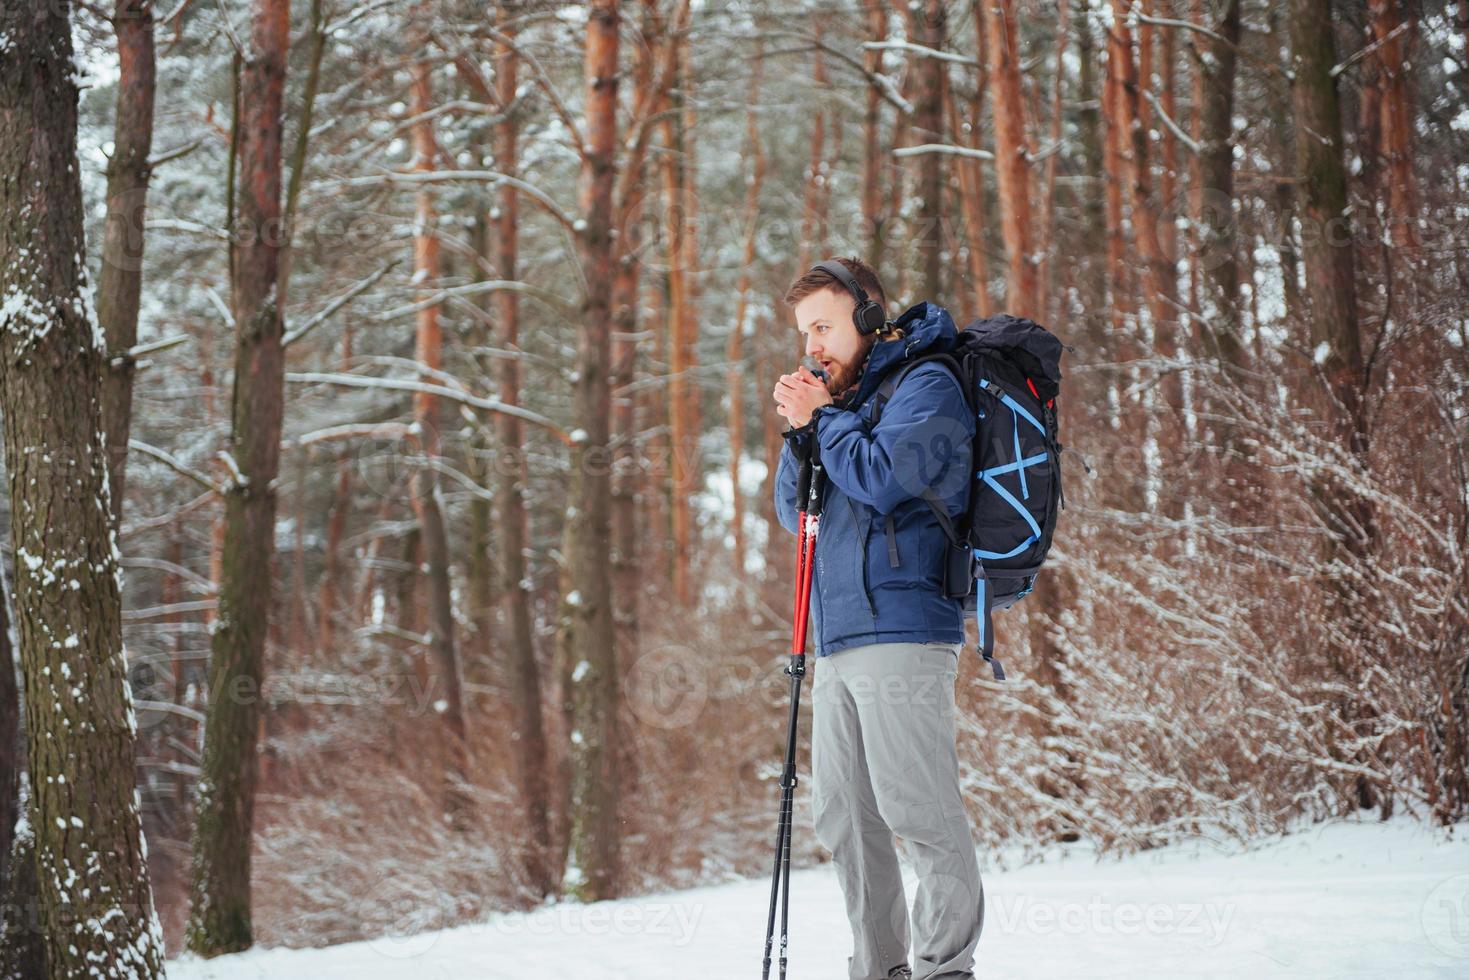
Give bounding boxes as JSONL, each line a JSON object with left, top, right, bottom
{"left": 871, "top": 313, "right": 1067, "bottom": 680}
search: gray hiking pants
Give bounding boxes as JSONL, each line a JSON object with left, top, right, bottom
{"left": 811, "top": 641, "right": 984, "bottom": 980}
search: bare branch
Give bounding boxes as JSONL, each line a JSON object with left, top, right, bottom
{"left": 323, "top": 170, "right": 578, "bottom": 232}
{"left": 285, "top": 371, "right": 572, "bottom": 444}
{"left": 127, "top": 439, "right": 223, "bottom": 495}
{"left": 1332, "top": 19, "right": 1411, "bottom": 79}
{"left": 284, "top": 260, "right": 400, "bottom": 347}
{"left": 861, "top": 39, "right": 979, "bottom": 67}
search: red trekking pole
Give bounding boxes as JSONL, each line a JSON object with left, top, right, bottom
{"left": 762, "top": 446, "right": 824, "bottom": 980}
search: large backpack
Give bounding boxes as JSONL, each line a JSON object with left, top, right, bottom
{"left": 871, "top": 311, "right": 1068, "bottom": 681}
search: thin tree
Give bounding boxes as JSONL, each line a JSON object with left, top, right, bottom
{"left": 186, "top": 0, "right": 290, "bottom": 954}
{"left": 1192, "top": 0, "right": 1244, "bottom": 372}
{"left": 0, "top": 1, "right": 167, "bottom": 972}
{"left": 407, "top": 6, "right": 473, "bottom": 826}
{"left": 660, "top": 0, "right": 701, "bottom": 607}
{"left": 727, "top": 42, "right": 766, "bottom": 580}
{"left": 1288, "top": 0, "right": 1379, "bottom": 810}
{"left": 98, "top": 0, "right": 157, "bottom": 534}
{"left": 566, "top": 0, "right": 624, "bottom": 902}
{"left": 482, "top": 8, "right": 554, "bottom": 896}
{"left": 979, "top": 0, "right": 1040, "bottom": 316}
{"left": 862, "top": 4, "right": 889, "bottom": 264}
{"left": 905, "top": 0, "right": 947, "bottom": 300}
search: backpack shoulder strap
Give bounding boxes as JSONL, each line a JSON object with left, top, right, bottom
{"left": 869, "top": 353, "right": 969, "bottom": 551}
{"left": 870, "top": 351, "right": 965, "bottom": 426}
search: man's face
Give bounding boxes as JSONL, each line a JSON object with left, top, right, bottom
{"left": 794, "top": 288, "right": 875, "bottom": 397}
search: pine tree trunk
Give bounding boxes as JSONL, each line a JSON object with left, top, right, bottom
{"left": 797, "top": 13, "right": 828, "bottom": 272}
{"left": 980, "top": 0, "right": 1039, "bottom": 318}
{"left": 907, "top": 0, "right": 947, "bottom": 300}
{"left": 1289, "top": 0, "right": 1380, "bottom": 809}
{"left": 1102, "top": 0, "right": 1134, "bottom": 339}
{"left": 186, "top": 0, "right": 289, "bottom": 954}
{"left": 1363, "top": 1, "right": 1419, "bottom": 257}
{"left": 0, "top": 2, "right": 166, "bottom": 971}
{"left": 489, "top": 16, "right": 554, "bottom": 897}
{"left": 949, "top": 62, "right": 993, "bottom": 318}
{"left": 567, "top": 0, "right": 624, "bottom": 902}
{"left": 0, "top": 516, "right": 43, "bottom": 974}
{"left": 727, "top": 44, "right": 765, "bottom": 581}
{"left": 97, "top": 0, "right": 156, "bottom": 535}
{"left": 660, "top": 6, "right": 700, "bottom": 609}
{"left": 0, "top": 553, "right": 17, "bottom": 887}
{"left": 406, "top": 16, "right": 473, "bottom": 829}
{"left": 317, "top": 329, "right": 353, "bottom": 657}
{"left": 1195, "top": 0, "right": 1244, "bottom": 370}
{"left": 862, "top": 4, "right": 889, "bottom": 264}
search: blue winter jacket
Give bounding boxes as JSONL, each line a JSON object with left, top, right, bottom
{"left": 774, "top": 302, "right": 974, "bottom": 658}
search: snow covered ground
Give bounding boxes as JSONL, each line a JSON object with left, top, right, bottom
{"left": 169, "top": 815, "right": 1469, "bottom": 979}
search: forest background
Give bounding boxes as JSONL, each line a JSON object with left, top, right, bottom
{"left": 0, "top": 0, "right": 1466, "bottom": 969}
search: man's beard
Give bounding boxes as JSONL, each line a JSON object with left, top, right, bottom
{"left": 825, "top": 338, "right": 875, "bottom": 400}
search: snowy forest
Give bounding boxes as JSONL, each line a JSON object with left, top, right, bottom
{"left": 1, "top": 0, "right": 1467, "bottom": 974}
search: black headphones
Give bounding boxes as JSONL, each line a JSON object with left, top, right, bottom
{"left": 812, "top": 259, "right": 888, "bottom": 336}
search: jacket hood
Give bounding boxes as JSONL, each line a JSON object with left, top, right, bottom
{"left": 845, "top": 301, "right": 959, "bottom": 408}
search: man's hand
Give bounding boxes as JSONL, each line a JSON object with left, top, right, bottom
{"left": 772, "top": 366, "right": 834, "bottom": 429}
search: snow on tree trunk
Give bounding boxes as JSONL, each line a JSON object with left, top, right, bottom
{"left": 0, "top": 2, "right": 167, "bottom": 974}
{"left": 1288, "top": 0, "right": 1382, "bottom": 812}
{"left": 566, "top": 0, "right": 624, "bottom": 903}
{"left": 406, "top": 5, "right": 474, "bottom": 831}
{"left": 486, "top": 8, "right": 554, "bottom": 899}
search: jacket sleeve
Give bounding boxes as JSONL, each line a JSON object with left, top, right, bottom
{"left": 773, "top": 424, "right": 814, "bottom": 535}
{"left": 814, "top": 363, "right": 973, "bottom": 516}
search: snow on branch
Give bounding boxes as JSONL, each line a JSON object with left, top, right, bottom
{"left": 373, "top": 277, "right": 575, "bottom": 322}
{"left": 860, "top": 39, "right": 979, "bottom": 67}
{"left": 323, "top": 170, "right": 578, "bottom": 233}
{"left": 284, "top": 259, "right": 400, "bottom": 347}
{"left": 893, "top": 143, "right": 994, "bottom": 161}
{"left": 284, "top": 371, "right": 571, "bottom": 444}
{"left": 127, "top": 439, "right": 224, "bottom": 495}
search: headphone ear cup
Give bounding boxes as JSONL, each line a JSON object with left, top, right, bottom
{"left": 855, "top": 301, "right": 885, "bottom": 336}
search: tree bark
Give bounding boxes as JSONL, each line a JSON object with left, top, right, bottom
{"left": 1362, "top": 0, "right": 1419, "bottom": 255}
{"left": 659, "top": 3, "right": 700, "bottom": 608}
{"left": 97, "top": 0, "right": 157, "bottom": 536}
{"left": 316, "top": 327, "right": 354, "bottom": 657}
{"left": 797, "top": 12, "right": 829, "bottom": 273}
{"left": 1289, "top": 0, "right": 1379, "bottom": 808}
{"left": 1195, "top": 0, "right": 1244, "bottom": 371}
{"left": 186, "top": 0, "right": 289, "bottom": 954}
{"left": 0, "top": 1, "right": 167, "bottom": 972}
{"left": 406, "top": 9, "right": 473, "bottom": 829}
{"left": 949, "top": 53, "right": 993, "bottom": 318}
{"left": 567, "top": 0, "right": 624, "bottom": 902}
{"left": 980, "top": 0, "right": 1039, "bottom": 317}
{"left": 727, "top": 41, "right": 765, "bottom": 582}
{"left": 862, "top": 4, "right": 889, "bottom": 264}
{"left": 1102, "top": 0, "right": 1135, "bottom": 339}
{"left": 488, "top": 12, "right": 554, "bottom": 898}
{"left": 907, "top": 0, "right": 947, "bottom": 300}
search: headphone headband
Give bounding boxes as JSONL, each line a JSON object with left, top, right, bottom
{"left": 811, "top": 259, "right": 887, "bottom": 336}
